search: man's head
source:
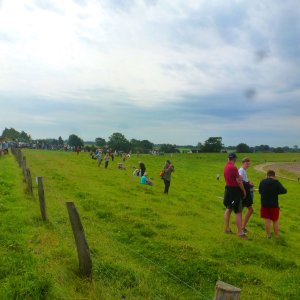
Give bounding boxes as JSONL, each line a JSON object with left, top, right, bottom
{"left": 242, "top": 157, "right": 250, "bottom": 169}
{"left": 228, "top": 153, "right": 237, "bottom": 162}
{"left": 267, "top": 170, "right": 276, "bottom": 178}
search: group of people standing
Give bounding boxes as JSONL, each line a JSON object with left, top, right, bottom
{"left": 223, "top": 153, "right": 287, "bottom": 240}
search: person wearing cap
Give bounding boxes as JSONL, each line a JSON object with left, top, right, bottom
{"left": 161, "top": 160, "right": 174, "bottom": 194}
{"left": 238, "top": 157, "right": 254, "bottom": 233}
{"left": 223, "top": 153, "right": 247, "bottom": 238}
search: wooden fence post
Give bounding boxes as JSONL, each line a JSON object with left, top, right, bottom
{"left": 214, "top": 281, "right": 241, "bottom": 300}
{"left": 66, "top": 202, "right": 92, "bottom": 277}
{"left": 22, "top": 156, "right": 27, "bottom": 178}
{"left": 26, "top": 168, "right": 33, "bottom": 195}
{"left": 37, "top": 177, "right": 47, "bottom": 220}
{"left": 17, "top": 149, "right": 22, "bottom": 167}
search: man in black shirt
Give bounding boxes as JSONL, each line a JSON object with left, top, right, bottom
{"left": 259, "top": 170, "right": 287, "bottom": 239}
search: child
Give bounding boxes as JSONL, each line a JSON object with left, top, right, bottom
{"left": 140, "top": 172, "right": 153, "bottom": 186}
{"left": 259, "top": 170, "right": 287, "bottom": 239}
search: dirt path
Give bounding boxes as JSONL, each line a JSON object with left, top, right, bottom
{"left": 254, "top": 162, "right": 300, "bottom": 182}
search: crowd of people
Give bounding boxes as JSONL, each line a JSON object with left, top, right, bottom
{"left": 223, "top": 152, "right": 287, "bottom": 240}
{"left": 0, "top": 141, "right": 9, "bottom": 156}
{"left": 4, "top": 141, "right": 289, "bottom": 240}
{"left": 88, "top": 147, "right": 289, "bottom": 240}
{"left": 90, "top": 147, "right": 175, "bottom": 194}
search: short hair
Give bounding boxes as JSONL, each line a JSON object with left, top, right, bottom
{"left": 242, "top": 157, "right": 250, "bottom": 163}
{"left": 267, "top": 170, "right": 275, "bottom": 177}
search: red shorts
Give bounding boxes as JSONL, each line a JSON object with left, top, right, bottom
{"left": 260, "top": 207, "right": 280, "bottom": 221}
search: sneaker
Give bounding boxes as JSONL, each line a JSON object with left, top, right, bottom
{"left": 239, "top": 233, "right": 250, "bottom": 240}
{"left": 224, "top": 229, "right": 233, "bottom": 234}
{"left": 242, "top": 228, "right": 248, "bottom": 233}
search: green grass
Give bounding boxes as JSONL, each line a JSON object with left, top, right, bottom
{"left": 0, "top": 150, "right": 300, "bottom": 299}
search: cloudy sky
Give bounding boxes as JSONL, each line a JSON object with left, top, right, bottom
{"left": 0, "top": 0, "right": 300, "bottom": 146}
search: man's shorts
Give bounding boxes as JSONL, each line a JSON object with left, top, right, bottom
{"left": 223, "top": 186, "right": 243, "bottom": 213}
{"left": 242, "top": 182, "right": 253, "bottom": 208}
{"left": 260, "top": 207, "right": 280, "bottom": 221}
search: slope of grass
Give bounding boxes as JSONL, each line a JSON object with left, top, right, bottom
{"left": 1, "top": 150, "right": 300, "bottom": 299}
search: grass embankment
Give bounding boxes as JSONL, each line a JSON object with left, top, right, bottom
{"left": 1, "top": 150, "right": 300, "bottom": 299}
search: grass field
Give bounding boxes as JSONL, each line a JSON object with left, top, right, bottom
{"left": 0, "top": 150, "right": 300, "bottom": 299}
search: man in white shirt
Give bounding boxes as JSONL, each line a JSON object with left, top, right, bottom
{"left": 238, "top": 157, "right": 254, "bottom": 233}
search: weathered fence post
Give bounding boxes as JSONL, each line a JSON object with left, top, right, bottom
{"left": 17, "top": 149, "right": 22, "bottom": 167}
{"left": 25, "top": 168, "right": 33, "bottom": 195}
{"left": 37, "top": 177, "right": 47, "bottom": 220}
{"left": 66, "top": 202, "right": 92, "bottom": 277}
{"left": 22, "top": 156, "right": 27, "bottom": 178}
{"left": 214, "top": 281, "right": 241, "bottom": 300}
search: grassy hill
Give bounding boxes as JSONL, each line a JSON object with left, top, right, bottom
{"left": 0, "top": 150, "right": 300, "bottom": 299}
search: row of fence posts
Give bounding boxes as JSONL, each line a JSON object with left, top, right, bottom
{"left": 10, "top": 147, "right": 92, "bottom": 278}
{"left": 9, "top": 147, "right": 240, "bottom": 299}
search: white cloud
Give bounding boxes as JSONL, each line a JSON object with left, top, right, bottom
{"left": 0, "top": 0, "right": 299, "bottom": 145}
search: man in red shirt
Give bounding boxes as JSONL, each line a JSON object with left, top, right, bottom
{"left": 223, "top": 153, "right": 247, "bottom": 238}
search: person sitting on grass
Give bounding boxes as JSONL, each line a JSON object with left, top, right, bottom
{"left": 259, "top": 170, "right": 287, "bottom": 239}
{"left": 140, "top": 172, "right": 153, "bottom": 186}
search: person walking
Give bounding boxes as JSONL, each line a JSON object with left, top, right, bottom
{"left": 162, "top": 160, "right": 174, "bottom": 194}
{"left": 96, "top": 149, "right": 103, "bottom": 167}
{"left": 104, "top": 153, "right": 110, "bottom": 168}
{"left": 259, "top": 170, "right": 287, "bottom": 239}
{"left": 238, "top": 157, "right": 254, "bottom": 233}
{"left": 223, "top": 153, "right": 247, "bottom": 238}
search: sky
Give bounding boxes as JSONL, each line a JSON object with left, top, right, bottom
{"left": 0, "top": 0, "right": 300, "bottom": 147}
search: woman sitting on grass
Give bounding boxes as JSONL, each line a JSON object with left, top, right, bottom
{"left": 140, "top": 172, "right": 153, "bottom": 186}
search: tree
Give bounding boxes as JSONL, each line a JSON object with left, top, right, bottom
{"left": 202, "top": 137, "right": 223, "bottom": 152}
{"left": 274, "top": 147, "right": 284, "bottom": 153}
{"left": 196, "top": 142, "right": 203, "bottom": 151}
{"left": 68, "top": 134, "right": 84, "bottom": 147}
{"left": 159, "top": 144, "right": 179, "bottom": 153}
{"left": 236, "top": 143, "right": 252, "bottom": 153}
{"left": 254, "top": 145, "right": 270, "bottom": 152}
{"left": 130, "top": 139, "right": 154, "bottom": 153}
{"left": 58, "top": 136, "right": 64, "bottom": 146}
{"left": 107, "top": 132, "right": 130, "bottom": 152}
{"left": 19, "top": 131, "right": 31, "bottom": 142}
{"left": 95, "top": 137, "right": 106, "bottom": 147}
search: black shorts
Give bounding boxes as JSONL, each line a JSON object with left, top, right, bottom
{"left": 223, "top": 186, "right": 243, "bottom": 213}
{"left": 242, "top": 182, "right": 253, "bottom": 208}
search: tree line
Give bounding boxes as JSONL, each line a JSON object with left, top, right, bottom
{"left": 1, "top": 128, "right": 298, "bottom": 153}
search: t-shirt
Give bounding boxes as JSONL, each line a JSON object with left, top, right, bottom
{"left": 224, "top": 162, "right": 239, "bottom": 187}
{"left": 259, "top": 178, "right": 287, "bottom": 208}
{"left": 238, "top": 167, "right": 248, "bottom": 182}
{"left": 140, "top": 176, "right": 148, "bottom": 184}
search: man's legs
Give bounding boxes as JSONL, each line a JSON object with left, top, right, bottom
{"left": 224, "top": 208, "right": 232, "bottom": 232}
{"left": 235, "top": 212, "right": 244, "bottom": 235}
{"left": 273, "top": 220, "right": 279, "bottom": 238}
{"left": 242, "top": 206, "right": 253, "bottom": 231}
{"left": 265, "top": 218, "right": 271, "bottom": 238}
